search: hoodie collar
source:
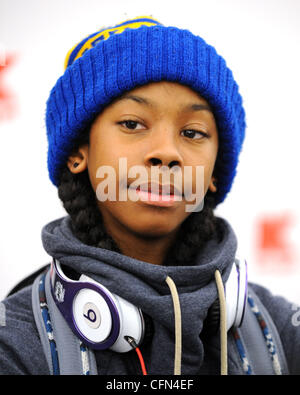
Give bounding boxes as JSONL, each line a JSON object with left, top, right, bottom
{"left": 41, "top": 215, "right": 237, "bottom": 374}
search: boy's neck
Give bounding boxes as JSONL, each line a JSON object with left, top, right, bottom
{"left": 102, "top": 218, "right": 178, "bottom": 266}
{"left": 116, "top": 234, "right": 176, "bottom": 266}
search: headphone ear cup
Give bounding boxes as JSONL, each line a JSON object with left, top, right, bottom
{"left": 202, "top": 258, "right": 248, "bottom": 337}
{"left": 109, "top": 293, "right": 145, "bottom": 353}
{"left": 78, "top": 274, "right": 144, "bottom": 353}
{"left": 73, "top": 287, "right": 113, "bottom": 344}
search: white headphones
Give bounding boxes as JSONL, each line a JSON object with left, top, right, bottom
{"left": 225, "top": 257, "right": 248, "bottom": 330}
{"left": 50, "top": 258, "right": 247, "bottom": 353}
{"left": 50, "top": 259, "right": 144, "bottom": 353}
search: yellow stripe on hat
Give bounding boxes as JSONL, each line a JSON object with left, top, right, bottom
{"left": 64, "top": 16, "right": 161, "bottom": 70}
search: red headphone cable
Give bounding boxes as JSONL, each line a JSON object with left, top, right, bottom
{"left": 124, "top": 336, "right": 148, "bottom": 375}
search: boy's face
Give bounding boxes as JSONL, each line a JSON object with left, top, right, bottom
{"left": 68, "top": 81, "right": 218, "bottom": 241}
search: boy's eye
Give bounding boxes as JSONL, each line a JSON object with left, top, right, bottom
{"left": 181, "top": 129, "right": 207, "bottom": 139}
{"left": 119, "top": 120, "right": 144, "bottom": 130}
{"left": 118, "top": 121, "right": 208, "bottom": 139}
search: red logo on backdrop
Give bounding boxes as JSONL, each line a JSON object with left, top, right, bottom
{"left": 255, "top": 212, "right": 296, "bottom": 270}
{"left": 0, "top": 51, "right": 18, "bottom": 122}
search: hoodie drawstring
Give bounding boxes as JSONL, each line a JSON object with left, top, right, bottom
{"left": 214, "top": 270, "right": 228, "bottom": 375}
{"left": 165, "top": 276, "right": 182, "bottom": 375}
{"left": 165, "top": 270, "right": 228, "bottom": 376}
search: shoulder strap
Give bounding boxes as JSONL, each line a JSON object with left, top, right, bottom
{"left": 231, "top": 286, "right": 289, "bottom": 375}
{"left": 32, "top": 271, "right": 58, "bottom": 375}
{"left": 31, "top": 270, "right": 98, "bottom": 375}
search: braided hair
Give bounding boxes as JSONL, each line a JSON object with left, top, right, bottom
{"left": 58, "top": 132, "right": 221, "bottom": 266}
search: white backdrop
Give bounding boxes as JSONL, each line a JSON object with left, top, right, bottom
{"left": 0, "top": 0, "right": 299, "bottom": 302}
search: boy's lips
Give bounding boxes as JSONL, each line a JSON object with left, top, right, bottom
{"left": 128, "top": 181, "right": 183, "bottom": 207}
{"left": 136, "top": 182, "right": 183, "bottom": 197}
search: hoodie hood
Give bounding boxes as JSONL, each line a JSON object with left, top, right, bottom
{"left": 41, "top": 215, "right": 237, "bottom": 374}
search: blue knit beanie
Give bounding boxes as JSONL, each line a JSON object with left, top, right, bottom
{"left": 46, "top": 16, "right": 246, "bottom": 205}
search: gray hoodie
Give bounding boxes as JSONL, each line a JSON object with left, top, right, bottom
{"left": 0, "top": 216, "right": 299, "bottom": 375}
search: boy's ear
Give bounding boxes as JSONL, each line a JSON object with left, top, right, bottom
{"left": 208, "top": 176, "right": 217, "bottom": 193}
{"left": 67, "top": 144, "right": 89, "bottom": 174}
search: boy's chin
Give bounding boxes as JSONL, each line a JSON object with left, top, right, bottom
{"left": 129, "top": 221, "right": 182, "bottom": 240}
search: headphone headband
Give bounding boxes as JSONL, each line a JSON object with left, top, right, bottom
{"left": 50, "top": 257, "right": 247, "bottom": 352}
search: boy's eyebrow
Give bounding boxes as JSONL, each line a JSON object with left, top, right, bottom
{"left": 112, "top": 94, "right": 213, "bottom": 113}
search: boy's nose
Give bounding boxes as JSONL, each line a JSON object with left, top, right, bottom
{"left": 143, "top": 128, "right": 183, "bottom": 169}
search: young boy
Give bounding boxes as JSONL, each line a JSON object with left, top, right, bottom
{"left": 0, "top": 16, "right": 299, "bottom": 375}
